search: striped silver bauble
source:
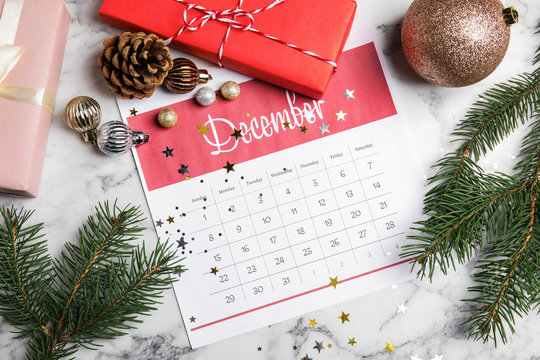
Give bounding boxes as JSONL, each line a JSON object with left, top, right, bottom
{"left": 65, "top": 96, "right": 102, "bottom": 144}
{"left": 96, "top": 121, "right": 149, "bottom": 156}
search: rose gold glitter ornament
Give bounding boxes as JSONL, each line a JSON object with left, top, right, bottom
{"left": 164, "top": 58, "right": 212, "bottom": 94}
{"left": 401, "top": 0, "right": 518, "bottom": 87}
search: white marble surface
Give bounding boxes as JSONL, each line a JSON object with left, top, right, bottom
{"left": 1, "top": 0, "right": 540, "bottom": 359}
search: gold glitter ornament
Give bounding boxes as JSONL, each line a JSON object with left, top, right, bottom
{"left": 401, "top": 0, "right": 518, "bottom": 87}
{"left": 220, "top": 81, "right": 240, "bottom": 100}
{"left": 157, "top": 108, "right": 178, "bottom": 128}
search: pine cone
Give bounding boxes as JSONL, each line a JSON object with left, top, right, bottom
{"left": 98, "top": 32, "right": 173, "bottom": 99}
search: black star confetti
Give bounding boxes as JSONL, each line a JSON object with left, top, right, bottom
{"left": 178, "top": 164, "right": 190, "bottom": 176}
{"left": 176, "top": 237, "right": 188, "bottom": 248}
{"left": 162, "top": 146, "right": 174, "bottom": 158}
{"left": 257, "top": 347, "right": 262, "bottom": 351}
{"left": 130, "top": 108, "right": 138, "bottom": 116}
{"left": 155, "top": 219, "right": 163, "bottom": 227}
{"left": 231, "top": 128, "right": 243, "bottom": 140}
{"left": 301, "top": 354, "right": 312, "bottom": 360}
{"left": 313, "top": 341, "right": 324, "bottom": 353}
{"left": 223, "top": 161, "right": 235, "bottom": 173}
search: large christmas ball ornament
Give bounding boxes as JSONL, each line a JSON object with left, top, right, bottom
{"left": 401, "top": 0, "right": 518, "bottom": 87}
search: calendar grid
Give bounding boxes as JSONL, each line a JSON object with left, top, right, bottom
{"left": 171, "top": 146, "right": 406, "bottom": 320}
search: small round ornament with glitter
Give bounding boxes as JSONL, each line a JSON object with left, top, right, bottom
{"left": 220, "top": 81, "right": 240, "bottom": 100}
{"left": 164, "top": 58, "right": 213, "bottom": 94}
{"left": 65, "top": 96, "right": 102, "bottom": 144}
{"left": 401, "top": 0, "right": 518, "bottom": 87}
{"left": 96, "top": 121, "right": 150, "bottom": 156}
{"left": 195, "top": 86, "right": 216, "bottom": 106}
{"left": 157, "top": 108, "right": 178, "bottom": 128}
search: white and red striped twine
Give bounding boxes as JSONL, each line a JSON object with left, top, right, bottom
{"left": 165, "top": 0, "right": 337, "bottom": 68}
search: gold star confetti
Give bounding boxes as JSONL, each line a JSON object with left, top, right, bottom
{"left": 327, "top": 344, "right": 332, "bottom": 348}
{"left": 210, "top": 267, "right": 219, "bottom": 275}
{"left": 231, "top": 128, "right": 243, "bottom": 140}
{"left": 328, "top": 276, "right": 339, "bottom": 288}
{"left": 257, "top": 346, "right": 262, "bottom": 351}
{"left": 197, "top": 124, "right": 209, "bottom": 135}
{"left": 245, "top": 113, "right": 250, "bottom": 117}
{"left": 338, "top": 311, "right": 350, "bottom": 323}
{"left": 300, "top": 125, "right": 308, "bottom": 133}
{"left": 293, "top": 345, "right": 297, "bottom": 350}
{"left": 308, "top": 319, "right": 317, "bottom": 327}
{"left": 189, "top": 316, "right": 196, "bottom": 323}
{"left": 282, "top": 121, "right": 291, "bottom": 128}
{"left": 129, "top": 108, "right": 138, "bottom": 116}
{"left": 301, "top": 354, "right": 312, "bottom": 360}
{"left": 223, "top": 161, "right": 235, "bottom": 173}
{"left": 384, "top": 342, "right": 396, "bottom": 354}
{"left": 335, "top": 109, "right": 347, "bottom": 121}
{"left": 186, "top": 176, "right": 191, "bottom": 180}
{"left": 166, "top": 216, "right": 174, "bottom": 224}
{"left": 348, "top": 337, "right": 356, "bottom": 346}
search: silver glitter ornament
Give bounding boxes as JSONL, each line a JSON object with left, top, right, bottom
{"left": 65, "top": 96, "right": 102, "bottom": 144}
{"left": 401, "top": 0, "right": 518, "bottom": 87}
{"left": 157, "top": 108, "right": 178, "bottom": 128}
{"left": 195, "top": 86, "right": 216, "bottom": 106}
{"left": 96, "top": 121, "right": 149, "bottom": 156}
{"left": 220, "top": 81, "right": 240, "bottom": 100}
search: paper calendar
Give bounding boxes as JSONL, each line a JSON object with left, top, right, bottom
{"left": 117, "top": 24, "right": 424, "bottom": 348}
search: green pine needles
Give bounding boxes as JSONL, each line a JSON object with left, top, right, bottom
{"left": 0, "top": 201, "right": 181, "bottom": 359}
{"left": 403, "top": 31, "right": 540, "bottom": 345}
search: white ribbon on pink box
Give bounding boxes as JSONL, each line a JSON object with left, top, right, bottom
{"left": 0, "top": 0, "right": 56, "bottom": 113}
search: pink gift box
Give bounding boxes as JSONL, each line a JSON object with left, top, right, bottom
{"left": 0, "top": 0, "right": 70, "bottom": 197}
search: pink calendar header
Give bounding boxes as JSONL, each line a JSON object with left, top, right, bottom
{"left": 128, "top": 42, "right": 396, "bottom": 192}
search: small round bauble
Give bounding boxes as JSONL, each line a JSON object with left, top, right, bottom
{"left": 65, "top": 96, "right": 102, "bottom": 144}
{"left": 401, "top": 0, "right": 518, "bottom": 87}
{"left": 157, "top": 108, "right": 178, "bottom": 128}
{"left": 195, "top": 86, "right": 216, "bottom": 106}
{"left": 220, "top": 81, "right": 240, "bottom": 100}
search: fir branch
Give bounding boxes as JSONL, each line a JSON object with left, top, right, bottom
{"left": 0, "top": 202, "right": 180, "bottom": 360}
{"left": 404, "top": 177, "right": 527, "bottom": 279}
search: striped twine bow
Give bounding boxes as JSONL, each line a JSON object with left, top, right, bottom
{"left": 166, "top": 0, "right": 338, "bottom": 68}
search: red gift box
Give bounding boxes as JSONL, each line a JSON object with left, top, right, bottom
{"left": 98, "top": 0, "right": 356, "bottom": 99}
